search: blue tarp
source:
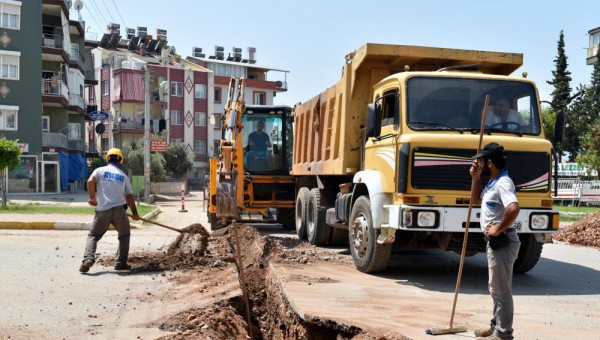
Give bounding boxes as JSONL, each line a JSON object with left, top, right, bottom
{"left": 58, "top": 151, "right": 88, "bottom": 190}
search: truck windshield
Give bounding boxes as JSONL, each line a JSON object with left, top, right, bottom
{"left": 406, "top": 77, "right": 541, "bottom": 135}
{"left": 242, "top": 114, "right": 288, "bottom": 174}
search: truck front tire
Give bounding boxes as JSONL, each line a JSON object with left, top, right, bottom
{"left": 295, "top": 187, "right": 310, "bottom": 239}
{"left": 306, "top": 188, "right": 330, "bottom": 246}
{"left": 513, "top": 234, "right": 543, "bottom": 273}
{"left": 349, "top": 196, "right": 392, "bottom": 273}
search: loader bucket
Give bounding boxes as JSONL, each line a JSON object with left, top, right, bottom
{"left": 216, "top": 181, "right": 238, "bottom": 218}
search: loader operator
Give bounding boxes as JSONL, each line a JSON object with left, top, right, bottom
{"left": 246, "top": 120, "right": 272, "bottom": 170}
{"left": 79, "top": 148, "right": 140, "bottom": 273}
{"left": 469, "top": 142, "right": 521, "bottom": 340}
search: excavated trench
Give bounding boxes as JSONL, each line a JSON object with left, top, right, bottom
{"left": 99, "top": 223, "right": 401, "bottom": 339}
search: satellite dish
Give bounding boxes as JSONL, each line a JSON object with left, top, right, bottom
{"left": 66, "top": 0, "right": 72, "bottom": 9}
{"left": 170, "top": 46, "right": 176, "bottom": 55}
{"left": 74, "top": 0, "right": 83, "bottom": 11}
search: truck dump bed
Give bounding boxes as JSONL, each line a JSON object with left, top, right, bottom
{"left": 291, "top": 43, "right": 523, "bottom": 176}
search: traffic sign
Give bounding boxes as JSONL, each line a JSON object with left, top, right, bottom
{"left": 88, "top": 111, "right": 109, "bottom": 121}
{"left": 151, "top": 139, "right": 167, "bottom": 152}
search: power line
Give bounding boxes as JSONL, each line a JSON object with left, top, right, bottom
{"left": 111, "top": 0, "right": 128, "bottom": 30}
{"left": 89, "top": 0, "right": 109, "bottom": 28}
{"left": 100, "top": 0, "right": 116, "bottom": 23}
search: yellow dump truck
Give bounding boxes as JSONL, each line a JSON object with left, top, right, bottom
{"left": 292, "top": 43, "right": 560, "bottom": 273}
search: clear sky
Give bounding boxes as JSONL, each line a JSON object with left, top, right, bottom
{"left": 79, "top": 0, "right": 599, "bottom": 106}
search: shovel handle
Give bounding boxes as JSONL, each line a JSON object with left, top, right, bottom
{"left": 127, "top": 214, "right": 184, "bottom": 233}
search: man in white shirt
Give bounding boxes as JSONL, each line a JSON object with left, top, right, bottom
{"left": 486, "top": 96, "right": 529, "bottom": 131}
{"left": 79, "top": 148, "right": 140, "bottom": 273}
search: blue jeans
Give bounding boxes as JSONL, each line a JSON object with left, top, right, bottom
{"left": 487, "top": 231, "right": 520, "bottom": 340}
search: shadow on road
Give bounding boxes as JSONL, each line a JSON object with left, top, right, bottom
{"left": 376, "top": 249, "right": 600, "bottom": 296}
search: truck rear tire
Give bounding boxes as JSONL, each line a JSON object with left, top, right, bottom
{"left": 307, "top": 188, "right": 330, "bottom": 246}
{"left": 514, "top": 234, "right": 543, "bottom": 273}
{"left": 295, "top": 187, "right": 310, "bottom": 239}
{"left": 349, "top": 196, "right": 392, "bottom": 273}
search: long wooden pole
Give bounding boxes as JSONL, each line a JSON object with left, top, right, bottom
{"left": 449, "top": 95, "right": 490, "bottom": 327}
{"left": 127, "top": 214, "right": 185, "bottom": 233}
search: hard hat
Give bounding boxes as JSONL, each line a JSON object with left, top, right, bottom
{"left": 105, "top": 148, "right": 124, "bottom": 164}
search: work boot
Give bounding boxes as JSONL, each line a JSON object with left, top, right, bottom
{"left": 476, "top": 334, "right": 501, "bottom": 340}
{"left": 474, "top": 327, "right": 494, "bottom": 337}
{"left": 79, "top": 260, "right": 94, "bottom": 273}
{"left": 114, "top": 262, "right": 131, "bottom": 270}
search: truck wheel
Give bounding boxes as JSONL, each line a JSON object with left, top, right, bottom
{"left": 513, "top": 234, "right": 543, "bottom": 273}
{"left": 349, "top": 196, "right": 392, "bottom": 273}
{"left": 307, "top": 188, "right": 330, "bottom": 246}
{"left": 295, "top": 187, "right": 310, "bottom": 239}
{"left": 277, "top": 208, "right": 295, "bottom": 230}
{"left": 329, "top": 227, "right": 349, "bottom": 246}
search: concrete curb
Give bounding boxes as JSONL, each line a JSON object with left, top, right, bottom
{"left": 2, "top": 208, "right": 162, "bottom": 231}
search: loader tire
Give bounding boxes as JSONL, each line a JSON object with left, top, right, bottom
{"left": 513, "top": 234, "right": 543, "bottom": 273}
{"left": 349, "top": 196, "right": 391, "bottom": 273}
{"left": 295, "top": 187, "right": 311, "bottom": 239}
{"left": 306, "top": 188, "right": 330, "bottom": 246}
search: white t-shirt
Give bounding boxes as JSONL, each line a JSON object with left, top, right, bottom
{"left": 486, "top": 109, "right": 528, "bottom": 128}
{"left": 479, "top": 170, "right": 518, "bottom": 232}
{"left": 90, "top": 164, "right": 133, "bottom": 211}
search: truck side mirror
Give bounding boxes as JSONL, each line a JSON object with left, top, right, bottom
{"left": 366, "top": 103, "right": 382, "bottom": 138}
{"left": 554, "top": 109, "right": 565, "bottom": 144}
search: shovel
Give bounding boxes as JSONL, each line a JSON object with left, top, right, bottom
{"left": 127, "top": 214, "right": 187, "bottom": 233}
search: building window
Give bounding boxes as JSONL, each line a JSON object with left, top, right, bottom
{"left": 253, "top": 91, "right": 266, "bottom": 105}
{"left": 0, "top": 53, "right": 19, "bottom": 80}
{"left": 102, "top": 80, "right": 109, "bottom": 95}
{"left": 68, "top": 123, "right": 80, "bottom": 139}
{"left": 195, "top": 112, "right": 206, "bottom": 126}
{"left": 170, "top": 110, "right": 183, "bottom": 125}
{"left": 213, "top": 113, "right": 222, "bottom": 130}
{"left": 171, "top": 82, "right": 183, "bottom": 96}
{"left": 41, "top": 116, "right": 50, "bottom": 132}
{"left": 195, "top": 84, "right": 206, "bottom": 99}
{"left": 214, "top": 87, "right": 221, "bottom": 103}
{"left": 194, "top": 140, "right": 207, "bottom": 155}
{"left": 0, "top": 105, "right": 18, "bottom": 131}
{"left": 0, "top": 2, "right": 20, "bottom": 30}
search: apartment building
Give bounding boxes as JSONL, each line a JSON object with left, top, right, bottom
{"left": 1, "top": 0, "right": 92, "bottom": 194}
{"left": 186, "top": 46, "right": 288, "bottom": 158}
{"left": 89, "top": 26, "right": 213, "bottom": 178}
{"left": 588, "top": 26, "right": 600, "bottom": 65}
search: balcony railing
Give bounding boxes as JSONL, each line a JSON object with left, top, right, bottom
{"left": 68, "top": 139, "right": 85, "bottom": 151}
{"left": 41, "top": 79, "right": 69, "bottom": 99}
{"left": 588, "top": 45, "right": 599, "bottom": 59}
{"left": 42, "top": 132, "right": 68, "bottom": 148}
{"left": 114, "top": 121, "right": 143, "bottom": 130}
{"left": 69, "top": 46, "right": 85, "bottom": 65}
{"left": 69, "top": 93, "right": 85, "bottom": 109}
{"left": 42, "top": 34, "right": 63, "bottom": 49}
{"left": 85, "top": 69, "right": 96, "bottom": 82}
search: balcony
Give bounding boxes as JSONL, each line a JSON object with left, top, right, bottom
{"left": 42, "top": 132, "right": 67, "bottom": 149}
{"left": 42, "top": 79, "right": 69, "bottom": 108}
{"left": 69, "top": 46, "right": 85, "bottom": 66}
{"left": 85, "top": 69, "right": 97, "bottom": 85}
{"left": 68, "top": 9, "right": 85, "bottom": 36}
{"left": 68, "top": 139, "right": 86, "bottom": 151}
{"left": 42, "top": 34, "right": 63, "bottom": 49}
{"left": 587, "top": 45, "right": 599, "bottom": 65}
{"left": 68, "top": 93, "right": 86, "bottom": 114}
{"left": 42, "top": 34, "right": 69, "bottom": 63}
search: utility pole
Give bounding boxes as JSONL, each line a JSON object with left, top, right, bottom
{"left": 144, "top": 65, "right": 151, "bottom": 203}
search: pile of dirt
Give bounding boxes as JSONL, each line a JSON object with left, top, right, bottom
{"left": 553, "top": 211, "right": 600, "bottom": 248}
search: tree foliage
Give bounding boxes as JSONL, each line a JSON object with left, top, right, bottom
{"left": 163, "top": 140, "right": 193, "bottom": 178}
{"left": 547, "top": 30, "right": 572, "bottom": 113}
{"left": 541, "top": 106, "right": 556, "bottom": 143}
{"left": 576, "top": 47, "right": 600, "bottom": 172}
{"left": 0, "top": 138, "right": 21, "bottom": 208}
{"left": 121, "top": 139, "right": 166, "bottom": 182}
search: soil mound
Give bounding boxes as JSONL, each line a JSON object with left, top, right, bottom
{"left": 553, "top": 211, "right": 600, "bottom": 248}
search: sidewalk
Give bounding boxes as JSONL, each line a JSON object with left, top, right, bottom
{"left": 0, "top": 190, "right": 208, "bottom": 231}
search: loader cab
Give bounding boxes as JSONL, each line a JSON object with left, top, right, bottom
{"left": 243, "top": 105, "right": 293, "bottom": 175}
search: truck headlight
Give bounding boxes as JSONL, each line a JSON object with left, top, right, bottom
{"left": 531, "top": 214, "right": 549, "bottom": 230}
{"left": 417, "top": 211, "right": 436, "bottom": 227}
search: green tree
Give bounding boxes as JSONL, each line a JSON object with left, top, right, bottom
{"left": 576, "top": 47, "right": 600, "bottom": 172}
{"left": 547, "top": 30, "right": 572, "bottom": 113}
{"left": 0, "top": 138, "right": 21, "bottom": 208}
{"left": 121, "top": 139, "right": 166, "bottom": 182}
{"left": 163, "top": 140, "right": 193, "bottom": 178}
{"left": 564, "top": 84, "right": 589, "bottom": 161}
{"left": 541, "top": 106, "right": 556, "bottom": 143}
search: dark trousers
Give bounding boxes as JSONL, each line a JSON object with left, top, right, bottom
{"left": 83, "top": 207, "right": 131, "bottom": 265}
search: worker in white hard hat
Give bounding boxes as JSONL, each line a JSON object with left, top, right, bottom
{"left": 79, "top": 148, "right": 140, "bottom": 273}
